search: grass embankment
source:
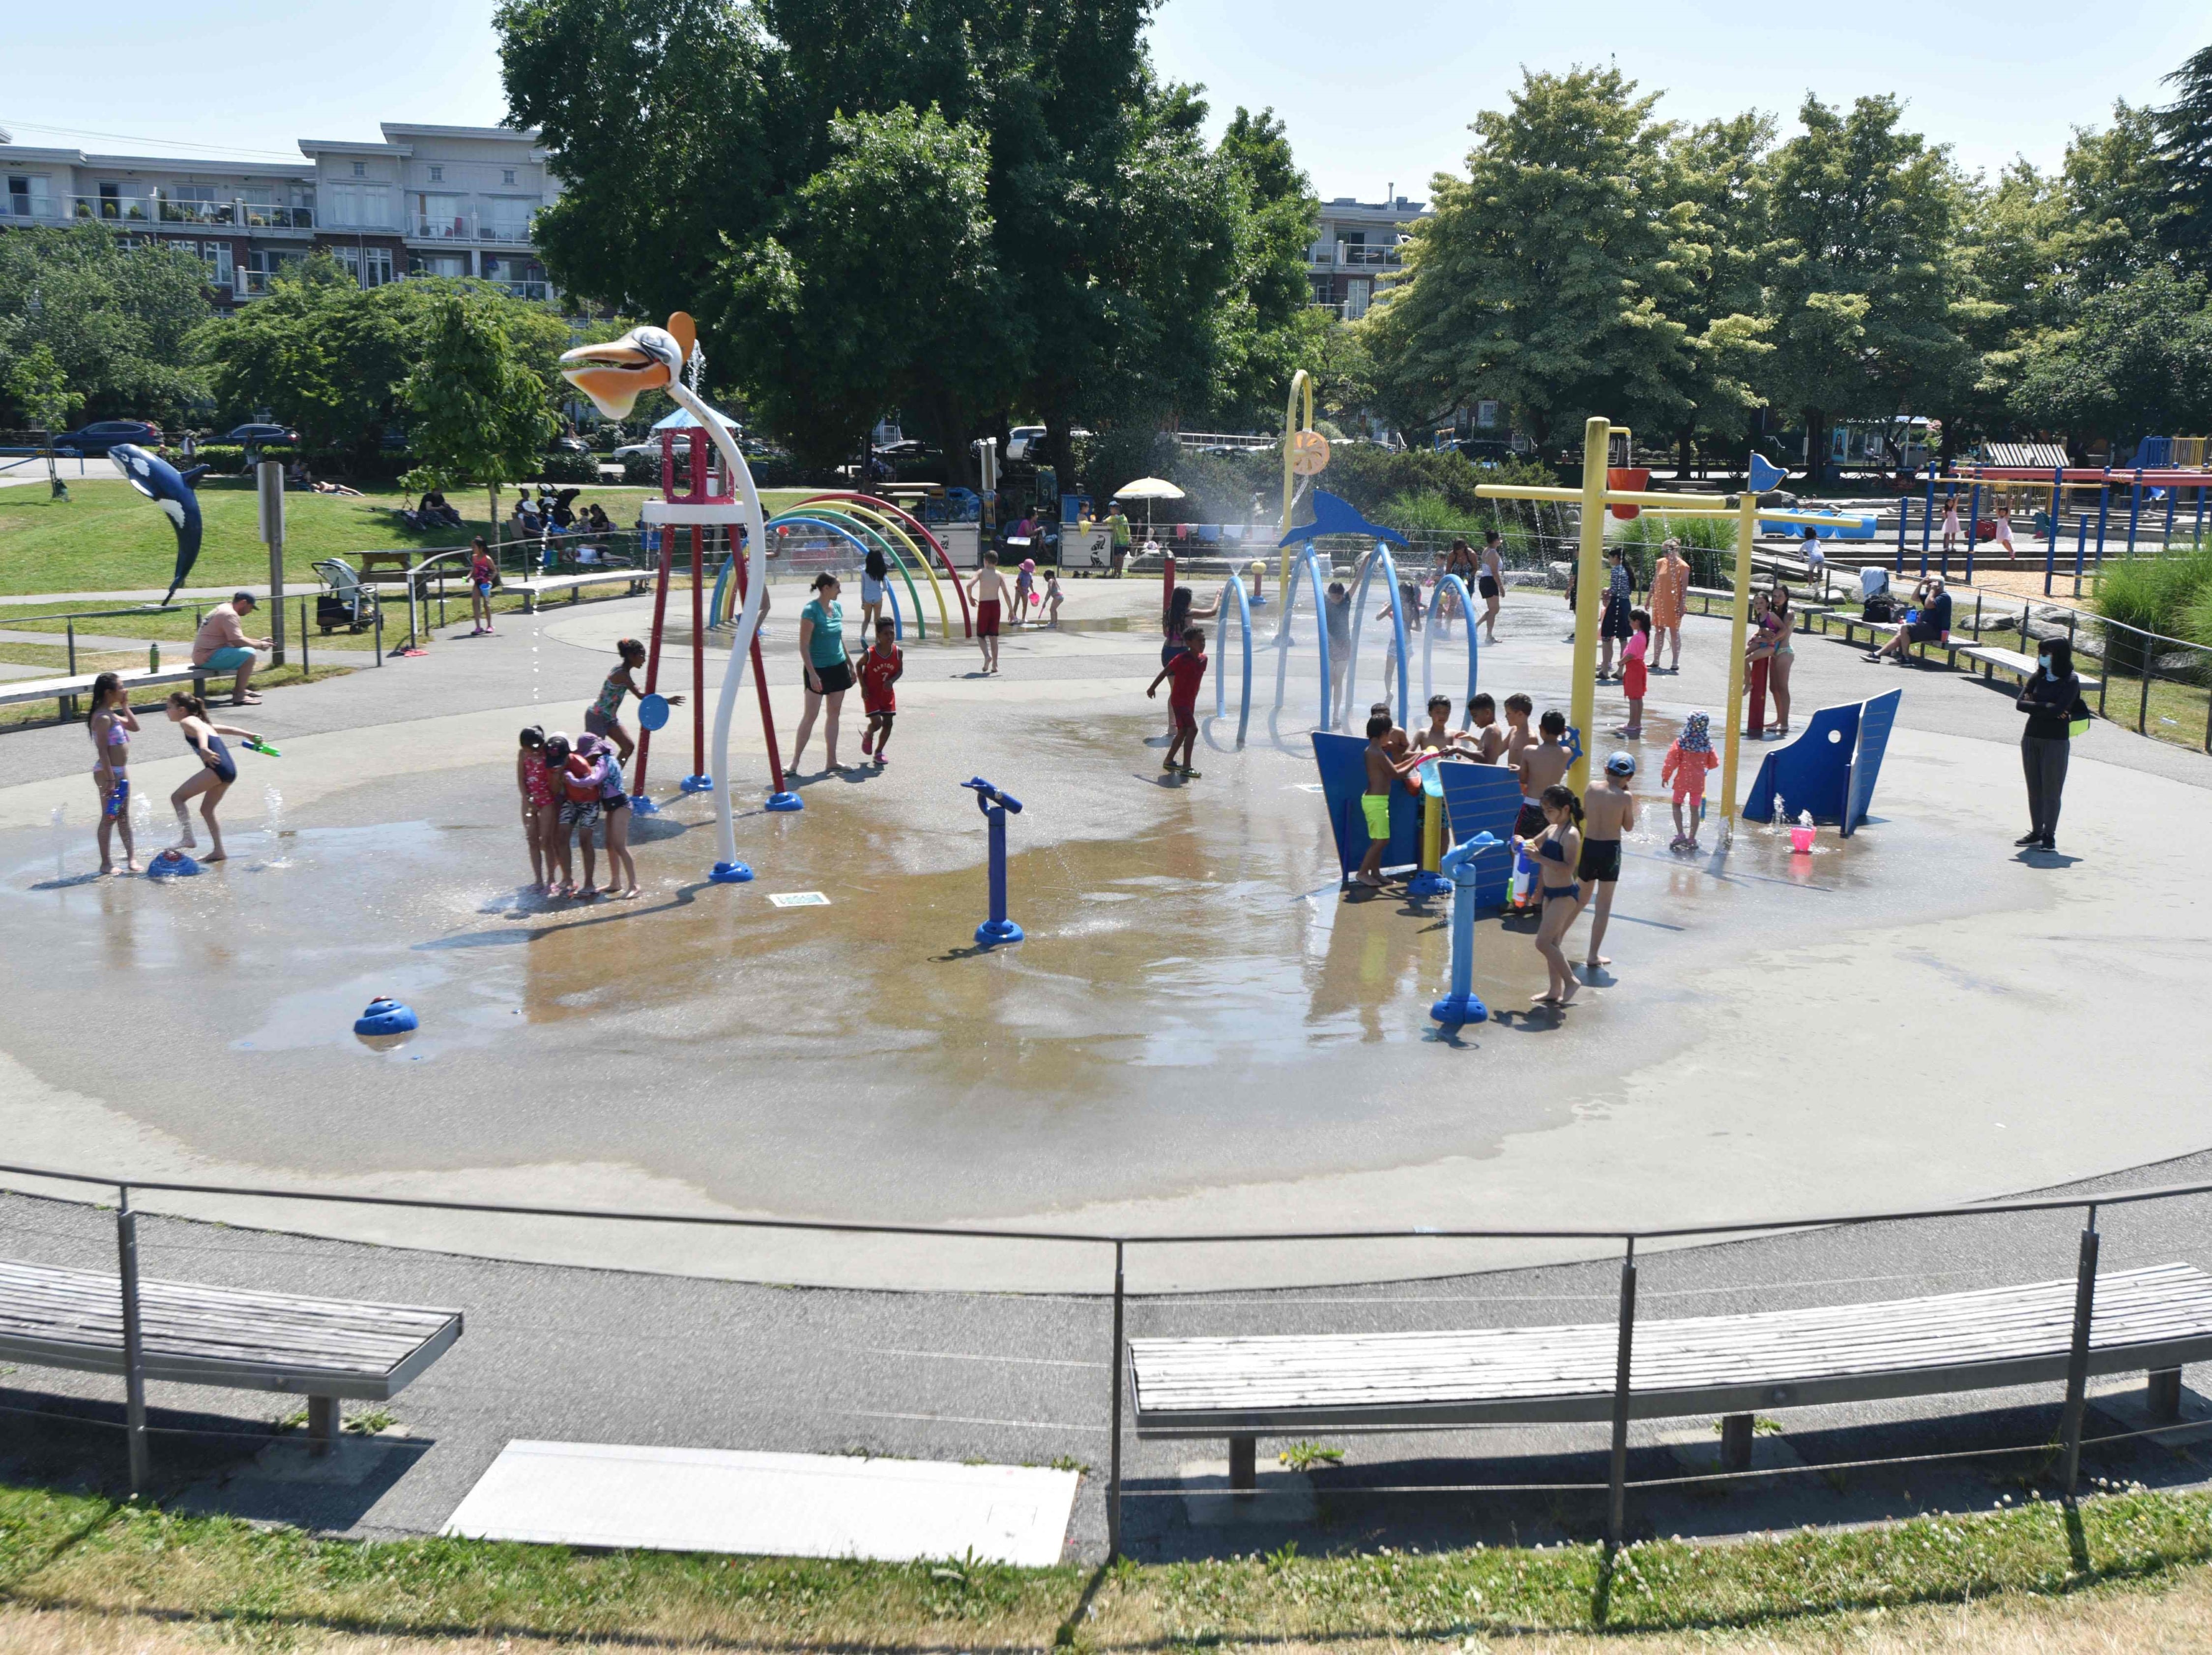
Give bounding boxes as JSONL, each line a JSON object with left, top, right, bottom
{"left": 0, "top": 482, "right": 837, "bottom": 598}
{"left": 6, "top": 1478, "right": 2212, "bottom": 1652}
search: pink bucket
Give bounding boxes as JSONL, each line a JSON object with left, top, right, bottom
{"left": 1789, "top": 824, "right": 1816, "bottom": 854}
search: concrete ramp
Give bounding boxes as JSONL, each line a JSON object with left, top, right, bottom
{"left": 443, "top": 1440, "right": 1078, "bottom": 1566}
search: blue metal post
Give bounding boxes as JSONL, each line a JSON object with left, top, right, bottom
{"left": 2045, "top": 466, "right": 2062, "bottom": 596}
{"left": 1921, "top": 473, "right": 1936, "bottom": 576}
{"left": 1961, "top": 483, "right": 1979, "bottom": 584}
{"left": 1895, "top": 487, "right": 1909, "bottom": 572}
{"left": 2073, "top": 513, "right": 2088, "bottom": 598}
{"left": 964, "top": 777, "right": 1024, "bottom": 946}
{"left": 1430, "top": 833, "right": 1501, "bottom": 1026}
{"left": 2163, "top": 480, "right": 2178, "bottom": 545}
{"left": 2127, "top": 470, "right": 2142, "bottom": 557}
{"left": 2095, "top": 471, "right": 2111, "bottom": 569}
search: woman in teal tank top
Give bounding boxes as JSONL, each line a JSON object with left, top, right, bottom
{"left": 791, "top": 572, "right": 853, "bottom": 774}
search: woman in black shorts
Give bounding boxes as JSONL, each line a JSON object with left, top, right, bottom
{"left": 791, "top": 572, "right": 854, "bottom": 774}
{"left": 1478, "top": 530, "right": 1505, "bottom": 642}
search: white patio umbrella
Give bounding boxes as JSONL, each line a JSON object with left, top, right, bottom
{"left": 1112, "top": 475, "right": 1186, "bottom": 538}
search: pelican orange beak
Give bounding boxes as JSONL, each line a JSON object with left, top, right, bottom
{"left": 559, "top": 312, "right": 698, "bottom": 419}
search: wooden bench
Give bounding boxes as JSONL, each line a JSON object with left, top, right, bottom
{"left": 0, "top": 663, "right": 211, "bottom": 720}
{"left": 0, "top": 1256, "right": 462, "bottom": 1451}
{"left": 507, "top": 568, "right": 654, "bottom": 612}
{"left": 1957, "top": 643, "right": 2102, "bottom": 693}
{"left": 1129, "top": 1263, "right": 2212, "bottom": 1489}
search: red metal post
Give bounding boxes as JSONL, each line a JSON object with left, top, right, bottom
{"left": 728, "top": 544, "right": 787, "bottom": 793}
{"left": 631, "top": 528, "right": 676, "bottom": 798}
{"left": 1744, "top": 655, "right": 1769, "bottom": 740}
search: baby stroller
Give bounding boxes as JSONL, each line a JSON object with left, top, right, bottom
{"left": 313, "top": 558, "right": 380, "bottom": 634}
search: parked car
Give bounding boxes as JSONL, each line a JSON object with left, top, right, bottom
{"left": 1004, "top": 424, "right": 1048, "bottom": 463}
{"left": 53, "top": 419, "right": 162, "bottom": 455}
{"left": 222, "top": 422, "right": 298, "bottom": 446}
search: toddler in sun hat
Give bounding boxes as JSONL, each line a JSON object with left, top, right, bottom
{"left": 1661, "top": 711, "right": 1719, "bottom": 853}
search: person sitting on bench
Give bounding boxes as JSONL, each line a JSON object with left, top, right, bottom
{"left": 1870, "top": 577, "right": 1949, "bottom": 663}
{"left": 191, "top": 591, "right": 272, "bottom": 707}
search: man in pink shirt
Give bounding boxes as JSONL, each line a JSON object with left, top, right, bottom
{"left": 191, "top": 591, "right": 272, "bottom": 706}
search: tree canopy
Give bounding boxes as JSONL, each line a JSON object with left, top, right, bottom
{"left": 494, "top": 0, "right": 1316, "bottom": 481}
{"left": 0, "top": 223, "right": 213, "bottom": 428}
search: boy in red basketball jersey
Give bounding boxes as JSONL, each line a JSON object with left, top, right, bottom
{"left": 858, "top": 618, "right": 903, "bottom": 765}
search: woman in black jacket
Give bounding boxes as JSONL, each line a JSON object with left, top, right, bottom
{"left": 2015, "top": 636, "right": 2091, "bottom": 851}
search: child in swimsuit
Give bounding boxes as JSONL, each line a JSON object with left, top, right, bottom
{"left": 468, "top": 538, "right": 497, "bottom": 636}
{"left": 517, "top": 725, "right": 552, "bottom": 892}
{"left": 87, "top": 672, "right": 139, "bottom": 874}
{"left": 590, "top": 735, "right": 639, "bottom": 898}
{"left": 1525, "top": 783, "right": 1585, "bottom": 1007}
{"left": 1040, "top": 568, "right": 1063, "bottom": 627}
{"left": 586, "top": 638, "right": 680, "bottom": 763}
{"left": 1615, "top": 607, "right": 1650, "bottom": 739}
{"left": 1577, "top": 751, "right": 1638, "bottom": 975}
{"left": 969, "top": 553, "right": 1008, "bottom": 674}
{"left": 162, "top": 691, "right": 260, "bottom": 864}
{"left": 557, "top": 736, "right": 609, "bottom": 897}
{"left": 1662, "top": 710, "right": 1719, "bottom": 852}
{"left": 1015, "top": 558, "right": 1036, "bottom": 623}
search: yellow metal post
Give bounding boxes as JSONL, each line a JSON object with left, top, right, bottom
{"left": 1720, "top": 491, "right": 1755, "bottom": 831}
{"left": 1280, "top": 370, "right": 1312, "bottom": 596}
{"left": 1568, "top": 415, "right": 1609, "bottom": 794}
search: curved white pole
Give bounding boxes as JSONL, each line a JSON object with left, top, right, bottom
{"left": 665, "top": 381, "right": 768, "bottom": 876}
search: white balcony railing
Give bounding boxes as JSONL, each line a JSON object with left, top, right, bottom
{"left": 409, "top": 210, "right": 537, "bottom": 245}
{"left": 1306, "top": 241, "right": 1404, "bottom": 269}
{"left": 35, "top": 194, "right": 317, "bottom": 231}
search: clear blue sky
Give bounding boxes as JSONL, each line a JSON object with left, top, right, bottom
{"left": 3, "top": 0, "right": 2202, "bottom": 201}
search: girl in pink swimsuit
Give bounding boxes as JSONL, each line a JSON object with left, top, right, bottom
{"left": 517, "top": 725, "right": 553, "bottom": 891}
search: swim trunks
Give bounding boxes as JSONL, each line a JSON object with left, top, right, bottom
{"left": 1514, "top": 799, "right": 1547, "bottom": 838}
{"left": 1576, "top": 838, "right": 1622, "bottom": 883}
{"left": 1361, "top": 793, "right": 1390, "bottom": 839}
{"left": 976, "top": 600, "right": 1001, "bottom": 637}
{"left": 559, "top": 798, "right": 601, "bottom": 828}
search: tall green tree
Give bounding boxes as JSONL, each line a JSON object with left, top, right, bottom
{"left": 1662, "top": 111, "right": 1776, "bottom": 474}
{"left": 2155, "top": 43, "right": 2212, "bottom": 270}
{"left": 197, "top": 259, "right": 577, "bottom": 466}
{"left": 1365, "top": 66, "right": 1698, "bottom": 455}
{"left": 0, "top": 223, "right": 211, "bottom": 426}
{"left": 497, "top": 0, "right": 1300, "bottom": 483}
{"left": 400, "top": 292, "right": 562, "bottom": 533}
{"left": 4, "top": 342, "right": 84, "bottom": 497}
{"left": 1209, "top": 106, "right": 1327, "bottom": 432}
{"left": 2012, "top": 267, "right": 2212, "bottom": 448}
{"left": 1759, "top": 95, "right": 1966, "bottom": 480}
{"left": 723, "top": 105, "right": 1018, "bottom": 473}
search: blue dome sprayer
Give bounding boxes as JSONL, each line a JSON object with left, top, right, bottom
{"left": 1430, "top": 831, "right": 1505, "bottom": 1027}
{"left": 961, "top": 776, "right": 1024, "bottom": 946}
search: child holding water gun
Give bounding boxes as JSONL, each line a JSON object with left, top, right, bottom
{"left": 1662, "top": 711, "right": 1719, "bottom": 852}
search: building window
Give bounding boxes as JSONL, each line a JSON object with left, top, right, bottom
{"left": 200, "top": 241, "right": 235, "bottom": 291}
{"left": 484, "top": 197, "right": 538, "bottom": 242}
{"left": 428, "top": 165, "right": 443, "bottom": 182}
{"left": 325, "top": 183, "right": 394, "bottom": 229}
{"left": 502, "top": 169, "right": 516, "bottom": 185}
{"left": 414, "top": 192, "right": 466, "bottom": 237}
{"left": 7, "top": 175, "right": 53, "bottom": 219}
{"left": 352, "top": 160, "right": 367, "bottom": 178}
{"left": 332, "top": 244, "right": 395, "bottom": 289}
{"left": 1343, "top": 279, "right": 1371, "bottom": 321}
{"left": 409, "top": 252, "right": 468, "bottom": 278}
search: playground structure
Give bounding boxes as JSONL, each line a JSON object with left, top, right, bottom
{"left": 559, "top": 313, "right": 786, "bottom": 883}
{"left": 1479, "top": 419, "right": 1878, "bottom": 822}
{"left": 1741, "top": 688, "right": 1902, "bottom": 837}
{"left": 1894, "top": 454, "right": 2212, "bottom": 594}
{"left": 1310, "top": 733, "right": 1521, "bottom": 899}
{"left": 707, "top": 493, "right": 973, "bottom": 640}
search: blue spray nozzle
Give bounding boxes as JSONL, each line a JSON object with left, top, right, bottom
{"left": 961, "top": 776, "right": 1023, "bottom": 815}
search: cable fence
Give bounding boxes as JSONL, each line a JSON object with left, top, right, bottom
{"left": 5, "top": 1160, "right": 2212, "bottom": 1557}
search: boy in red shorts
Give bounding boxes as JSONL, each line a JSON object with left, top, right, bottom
{"left": 1146, "top": 624, "right": 1208, "bottom": 778}
{"left": 968, "top": 552, "right": 1008, "bottom": 674}
{"left": 858, "top": 617, "right": 903, "bottom": 765}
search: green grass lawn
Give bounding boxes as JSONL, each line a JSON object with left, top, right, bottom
{"left": 5, "top": 1476, "right": 2212, "bottom": 1652}
{"left": 0, "top": 481, "right": 824, "bottom": 598}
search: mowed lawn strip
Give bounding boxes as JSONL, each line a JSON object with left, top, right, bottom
{"left": 6, "top": 1478, "right": 2212, "bottom": 1650}
{"left": 0, "top": 481, "right": 824, "bottom": 598}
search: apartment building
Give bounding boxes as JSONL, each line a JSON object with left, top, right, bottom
{"left": 0, "top": 122, "right": 557, "bottom": 306}
{"left": 1308, "top": 193, "right": 1427, "bottom": 320}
